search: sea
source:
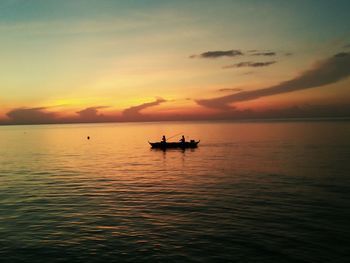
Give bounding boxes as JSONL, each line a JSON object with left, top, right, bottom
{"left": 0, "top": 120, "right": 349, "bottom": 262}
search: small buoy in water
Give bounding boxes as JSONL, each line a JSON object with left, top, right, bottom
{"left": 87, "top": 136, "right": 90, "bottom": 140}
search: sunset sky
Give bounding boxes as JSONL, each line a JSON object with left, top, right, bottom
{"left": 1, "top": 0, "right": 350, "bottom": 124}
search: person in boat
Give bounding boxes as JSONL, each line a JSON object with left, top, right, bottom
{"left": 162, "top": 135, "right": 166, "bottom": 143}
{"left": 180, "top": 135, "right": 185, "bottom": 144}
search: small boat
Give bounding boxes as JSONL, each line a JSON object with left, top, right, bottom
{"left": 149, "top": 140, "right": 200, "bottom": 149}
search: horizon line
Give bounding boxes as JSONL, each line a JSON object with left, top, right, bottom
{"left": 1, "top": 116, "right": 350, "bottom": 127}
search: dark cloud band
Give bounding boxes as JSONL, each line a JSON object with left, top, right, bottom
{"left": 250, "top": 51, "right": 276, "bottom": 56}
{"left": 197, "top": 52, "right": 350, "bottom": 110}
{"left": 223, "top": 61, "right": 276, "bottom": 68}
{"left": 190, "top": 50, "right": 243, "bottom": 59}
{"left": 122, "top": 98, "right": 166, "bottom": 120}
{"left": 6, "top": 107, "right": 57, "bottom": 124}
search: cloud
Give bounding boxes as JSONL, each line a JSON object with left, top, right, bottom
{"left": 218, "top": 88, "right": 243, "bottom": 92}
{"left": 223, "top": 61, "right": 276, "bottom": 69}
{"left": 247, "top": 50, "right": 279, "bottom": 56}
{"left": 250, "top": 51, "right": 276, "bottom": 56}
{"left": 6, "top": 107, "right": 57, "bottom": 124}
{"left": 3, "top": 106, "right": 113, "bottom": 125}
{"left": 76, "top": 106, "right": 108, "bottom": 120}
{"left": 122, "top": 98, "right": 166, "bottom": 120}
{"left": 190, "top": 50, "right": 243, "bottom": 59}
{"left": 189, "top": 49, "right": 292, "bottom": 62}
{"left": 1, "top": 99, "right": 168, "bottom": 125}
{"left": 209, "top": 104, "right": 350, "bottom": 120}
{"left": 334, "top": 52, "right": 349, "bottom": 57}
{"left": 259, "top": 104, "right": 350, "bottom": 119}
{"left": 197, "top": 52, "right": 350, "bottom": 110}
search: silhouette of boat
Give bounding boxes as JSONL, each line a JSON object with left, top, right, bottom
{"left": 149, "top": 140, "right": 200, "bottom": 149}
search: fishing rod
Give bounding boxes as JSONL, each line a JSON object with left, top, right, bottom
{"left": 167, "top": 132, "right": 183, "bottom": 140}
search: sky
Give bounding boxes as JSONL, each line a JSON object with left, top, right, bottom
{"left": 1, "top": 0, "right": 350, "bottom": 124}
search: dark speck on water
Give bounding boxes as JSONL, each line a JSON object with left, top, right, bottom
{"left": 0, "top": 121, "right": 349, "bottom": 262}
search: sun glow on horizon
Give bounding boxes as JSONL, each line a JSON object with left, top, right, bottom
{"left": 1, "top": 1, "right": 350, "bottom": 124}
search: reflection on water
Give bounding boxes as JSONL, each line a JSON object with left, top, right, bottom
{"left": 0, "top": 121, "right": 350, "bottom": 262}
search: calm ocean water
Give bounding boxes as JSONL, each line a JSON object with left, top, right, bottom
{"left": 0, "top": 121, "right": 349, "bottom": 262}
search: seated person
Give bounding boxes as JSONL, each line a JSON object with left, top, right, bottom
{"left": 180, "top": 135, "right": 185, "bottom": 143}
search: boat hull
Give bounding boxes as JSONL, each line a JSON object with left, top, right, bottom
{"left": 149, "top": 141, "right": 200, "bottom": 149}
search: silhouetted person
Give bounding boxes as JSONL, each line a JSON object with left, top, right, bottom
{"left": 87, "top": 136, "right": 90, "bottom": 140}
{"left": 162, "top": 135, "right": 166, "bottom": 143}
{"left": 180, "top": 135, "right": 185, "bottom": 143}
